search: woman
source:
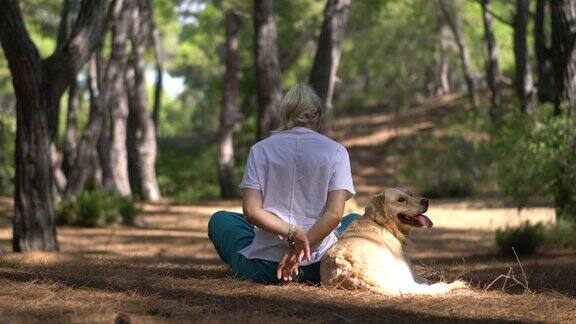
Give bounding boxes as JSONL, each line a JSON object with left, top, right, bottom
{"left": 208, "top": 83, "right": 358, "bottom": 284}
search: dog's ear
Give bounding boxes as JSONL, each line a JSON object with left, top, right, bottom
{"left": 363, "top": 193, "right": 387, "bottom": 221}
{"left": 364, "top": 197, "right": 377, "bottom": 220}
{"left": 380, "top": 192, "right": 389, "bottom": 218}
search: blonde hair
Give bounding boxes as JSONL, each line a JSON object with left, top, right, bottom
{"left": 278, "top": 83, "right": 323, "bottom": 131}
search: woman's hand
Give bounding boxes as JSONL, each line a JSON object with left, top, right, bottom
{"left": 291, "top": 227, "right": 311, "bottom": 263}
{"left": 277, "top": 249, "right": 299, "bottom": 281}
{"left": 277, "top": 227, "right": 311, "bottom": 281}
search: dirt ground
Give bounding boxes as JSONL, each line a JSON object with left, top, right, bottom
{"left": 1, "top": 95, "right": 575, "bottom": 323}
{"left": 0, "top": 198, "right": 575, "bottom": 323}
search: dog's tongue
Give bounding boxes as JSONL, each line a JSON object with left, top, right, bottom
{"left": 416, "top": 215, "right": 433, "bottom": 229}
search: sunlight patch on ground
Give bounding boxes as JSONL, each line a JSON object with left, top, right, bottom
{"left": 0, "top": 199, "right": 575, "bottom": 323}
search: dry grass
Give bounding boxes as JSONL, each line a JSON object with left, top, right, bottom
{"left": 0, "top": 198, "right": 575, "bottom": 323}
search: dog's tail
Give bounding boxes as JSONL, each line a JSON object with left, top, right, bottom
{"left": 402, "top": 280, "right": 469, "bottom": 296}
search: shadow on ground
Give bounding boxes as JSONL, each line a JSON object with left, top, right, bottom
{"left": 0, "top": 198, "right": 575, "bottom": 322}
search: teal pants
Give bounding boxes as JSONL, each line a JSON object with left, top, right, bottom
{"left": 208, "top": 210, "right": 359, "bottom": 284}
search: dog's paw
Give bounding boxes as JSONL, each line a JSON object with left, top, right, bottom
{"left": 449, "top": 280, "right": 470, "bottom": 290}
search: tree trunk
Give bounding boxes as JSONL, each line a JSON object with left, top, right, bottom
{"left": 436, "top": 5, "right": 451, "bottom": 95}
{"left": 514, "top": 0, "right": 536, "bottom": 113}
{"left": 125, "top": 0, "right": 161, "bottom": 202}
{"left": 97, "top": 99, "right": 115, "bottom": 190}
{"left": 0, "top": 2, "right": 57, "bottom": 251}
{"left": 309, "top": 0, "right": 351, "bottom": 116}
{"left": 218, "top": 11, "right": 241, "bottom": 199}
{"left": 51, "top": 0, "right": 72, "bottom": 141}
{"left": 551, "top": 0, "right": 576, "bottom": 221}
{"left": 53, "top": 0, "right": 81, "bottom": 198}
{"left": 67, "top": 57, "right": 104, "bottom": 195}
{"left": 438, "top": 0, "right": 479, "bottom": 108}
{"left": 551, "top": 0, "right": 576, "bottom": 118}
{"left": 144, "top": 0, "right": 163, "bottom": 140}
{"left": 126, "top": 100, "right": 141, "bottom": 199}
{"left": 0, "top": 0, "right": 105, "bottom": 251}
{"left": 66, "top": 0, "right": 131, "bottom": 196}
{"left": 0, "top": 119, "right": 4, "bottom": 189}
{"left": 534, "top": 0, "right": 555, "bottom": 103}
{"left": 62, "top": 77, "right": 80, "bottom": 177}
{"left": 254, "top": 0, "right": 283, "bottom": 140}
{"left": 51, "top": 0, "right": 107, "bottom": 198}
{"left": 108, "top": 82, "right": 132, "bottom": 196}
{"left": 480, "top": 0, "right": 501, "bottom": 121}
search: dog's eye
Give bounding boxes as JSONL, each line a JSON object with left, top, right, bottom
{"left": 397, "top": 197, "right": 406, "bottom": 203}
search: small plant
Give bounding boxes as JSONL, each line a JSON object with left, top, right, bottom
{"left": 543, "top": 218, "right": 576, "bottom": 249}
{"left": 56, "top": 190, "right": 140, "bottom": 227}
{"left": 495, "top": 222, "right": 544, "bottom": 257}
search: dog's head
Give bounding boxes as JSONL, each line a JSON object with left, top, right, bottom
{"left": 363, "top": 187, "right": 433, "bottom": 239}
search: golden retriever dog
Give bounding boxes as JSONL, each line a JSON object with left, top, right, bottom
{"left": 320, "top": 188, "right": 468, "bottom": 295}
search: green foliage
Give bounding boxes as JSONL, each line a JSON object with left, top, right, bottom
{"left": 543, "top": 218, "right": 576, "bottom": 249}
{"left": 485, "top": 105, "right": 576, "bottom": 214}
{"left": 391, "top": 102, "right": 576, "bottom": 208}
{"left": 496, "top": 219, "right": 576, "bottom": 257}
{"left": 495, "top": 222, "right": 544, "bottom": 257}
{"left": 337, "top": 0, "right": 517, "bottom": 110}
{"left": 0, "top": 0, "right": 572, "bottom": 216}
{"left": 392, "top": 106, "right": 496, "bottom": 198}
{"left": 157, "top": 147, "right": 219, "bottom": 201}
{"left": 56, "top": 190, "right": 140, "bottom": 227}
{"left": 157, "top": 137, "right": 249, "bottom": 202}
{"left": 396, "top": 134, "right": 481, "bottom": 198}
{"left": 20, "top": 0, "right": 61, "bottom": 57}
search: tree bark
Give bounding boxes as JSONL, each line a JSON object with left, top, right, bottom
{"left": 534, "top": 0, "right": 555, "bottom": 103}
{"left": 97, "top": 96, "right": 115, "bottom": 190}
{"left": 66, "top": 0, "right": 131, "bottom": 196}
{"left": 551, "top": 0, "right": 576, "bottom": 118}
{"left": 438, "top": 0, "right": 479, "bottom": 108}
{"left": 254, "top": 0, "right": 283, "bottom": 140}
{"left": 514, "top": 0, "right": 536, "bottom": 113}
{"left": 551, "top": 0, "right": 576, "bottom": 221}
{"left": 108, "top": 81, "right": 132, "bottom": 196}
{"left": 60, "top": 0, "right": 82, "bottom": 179}
{"left": 480, "top": 0, "right": 501, "bottom": 121}
{"left": 0, "top": 119, "right": 4, "bottom": 187}
{"left": 125, "top": 0, "right": 161, "bottom": 202}
{"left": 218, "top": 11, "right": 242, "bottom": 199}
{"left": 0, "top": 0, "right": 105, "bottom": 251}
{"left": 67, "top": 57, "right": 104, "bottom": 195}
{"left": 54, "top": 0, "right": 81, "bottom": 198}
{"left": 62, "top": 77, "right": 80, "bottom": 178}
{"left": 0, "top": 1, "right": 57, "bottom": 251}
{"left": 309, "top": 0, "right": 351, "bottom": 116}
{"left": 144, "top": 0, "right": 163, "bottom": 140}
{"left": 126, "top": 98, "right": 141, "bottom": 198}
{"left": 436, "top": 4, "right": 451, "bottom": 95}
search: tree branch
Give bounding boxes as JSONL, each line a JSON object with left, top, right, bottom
{"left": 56, "top": 0, "right": 72, "bottom": 49}
{"left": 0, "top": 0, "right": 43, "bottom": 103}
{"left": 471, "top": 0, "right": 514, "bottom": 26}
{"left": 44, "top": 0, "right": 107, "bottom": 86}
{"left": 142, "top": 0, "right": 164, "bottom": 135}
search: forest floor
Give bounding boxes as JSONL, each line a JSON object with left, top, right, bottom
{"left": 0, "top": 199, "right": 574, "bottom": 323}
{"left": 1, "top": 94, "right": 575, "bottom": 323}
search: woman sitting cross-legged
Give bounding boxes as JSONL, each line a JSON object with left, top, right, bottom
{"left": 208, "top": 83, "right": 358, "bottom": 284}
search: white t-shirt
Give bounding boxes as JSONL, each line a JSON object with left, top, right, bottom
{"left": 239, "top": 126, "right": 355, "bottom": 265}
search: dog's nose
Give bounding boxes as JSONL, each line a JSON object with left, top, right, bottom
{"left": 420, "top": 198, "right": 429, "bottom": 206}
